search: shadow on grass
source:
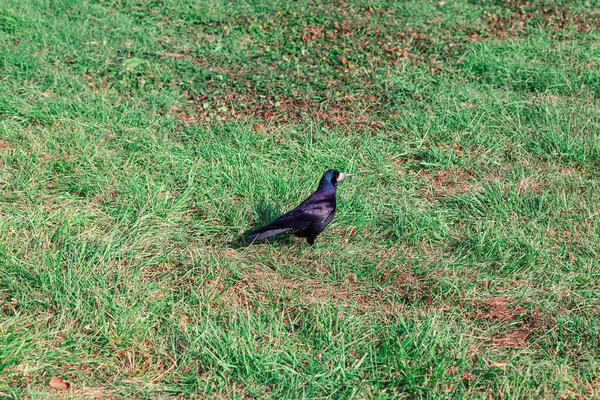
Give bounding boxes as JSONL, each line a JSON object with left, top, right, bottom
{"left": 229, "top": 201, "right": 295, "bottom": 248}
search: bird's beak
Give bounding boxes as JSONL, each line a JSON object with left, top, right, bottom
{"left": 337, "top": 173, "right": 355, "bottom": 182}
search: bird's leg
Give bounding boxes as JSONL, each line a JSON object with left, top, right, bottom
{"left": 306, "top": 237, "right": 315, "bottom": 247}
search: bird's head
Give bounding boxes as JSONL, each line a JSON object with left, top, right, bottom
{"left": 319, "top": 169, "right": 355, "bottom": 189}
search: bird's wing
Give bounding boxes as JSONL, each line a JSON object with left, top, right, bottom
{"left": 247, "top": 195, "right": 334, "bottom": 240}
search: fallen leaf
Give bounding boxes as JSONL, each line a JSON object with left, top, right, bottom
{"left": 177, "top": 113, "right": 194, "bottom": 122}
{"left": 180, "top": 314, "right": 190, "bottom": 326}
{"left": 49, "top": 377, "right": 71, "bottom": 390}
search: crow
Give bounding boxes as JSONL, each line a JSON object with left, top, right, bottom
{"left": 247, "top": 169, "right": 354, "bottom": 246}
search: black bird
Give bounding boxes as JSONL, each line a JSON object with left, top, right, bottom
{"left": 247, "top": 169, "right": 355, "bottom": 246}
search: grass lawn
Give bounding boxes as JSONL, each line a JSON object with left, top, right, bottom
{"left": 1, "top": 0, "right": 600, "bottom": 397}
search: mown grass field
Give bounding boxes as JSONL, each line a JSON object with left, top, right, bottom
{"left": 1, "top": 0, "right": 600, "bottom": 398}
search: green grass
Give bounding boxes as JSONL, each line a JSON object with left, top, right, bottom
{"left": 1, "top": 0, "right": 599, "bottom": 398}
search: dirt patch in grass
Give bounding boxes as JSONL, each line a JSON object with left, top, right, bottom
{"left": 174, "top": 74, "right": 391, "bottom": 132}
{"left": 478, "top": 296, "right": 525, "bottom": 323}
{"left": 419, "top": 167, "right": 551, "bottom": 200}
{"left": 491, "top": 329, "right": 529, "bottom": 348}
{"left": 516, "top": 177, "right": 543, "bottom": 194}
{"left": 42, "top": 384, "right": 118, "bottom": 399}
{"left": 420, "top": 168, "right": 480, "bottom": 198}
{"left": 216, "top": 266, "right": 392, "bottom": 314}
{"left": 475, "top": 296, "right": 554, "bottom": 349}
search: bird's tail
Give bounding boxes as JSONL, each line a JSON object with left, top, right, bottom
{"left": 247, "top": 228, "right": 292, "bottom": 242}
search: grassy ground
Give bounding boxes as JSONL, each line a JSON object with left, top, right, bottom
{"left": 1, "top": 0, "right": 600, "bottom": 398}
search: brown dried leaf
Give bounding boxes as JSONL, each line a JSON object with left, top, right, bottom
{"left": 49, "top": 377, "right": 71, "bottom": 390}
{"left": 177, "top": 113, "right": 194, "bottom": 122}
